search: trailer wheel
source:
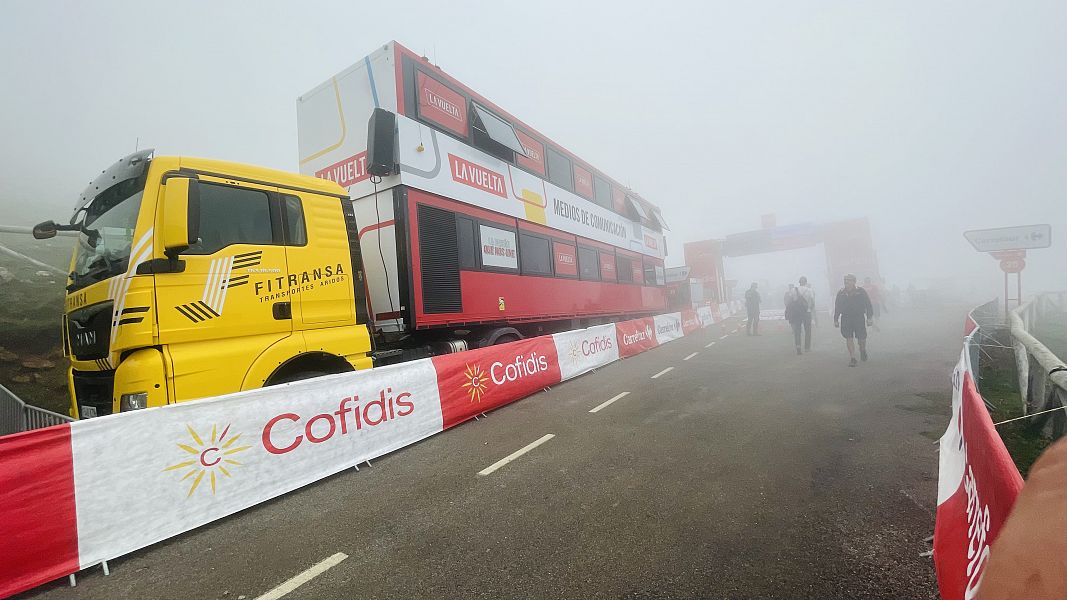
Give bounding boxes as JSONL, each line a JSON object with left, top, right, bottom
{"left": 477, "top": 327, "right": 523, "bottom": 348}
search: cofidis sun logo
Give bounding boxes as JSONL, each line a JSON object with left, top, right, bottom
{"left": 462, "top": 363, "right": 489, "bottom": 402}
{"left": 164, "top": 424, "right": 251, "bottom": 497}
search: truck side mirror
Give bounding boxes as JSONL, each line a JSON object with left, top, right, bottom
{"left": 162, "top": 177, "right": 200, "bottom": 256}
{"left": 32, "top": 220, "right": 58, "bottom": 240}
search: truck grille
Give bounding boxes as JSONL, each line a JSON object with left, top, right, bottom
{"left": 72, "top": 370, "right": 115, "bottom": 417}
{"left": 67, "top": 301, "right": 113, "bottom": 361}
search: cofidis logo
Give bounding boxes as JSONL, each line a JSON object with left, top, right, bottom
{"left": 261, "top": 388, "right": 415, "bottom": 455}
{"left": 460, "top": 352, "right": 551, "bottom": 403}
{"left": 164, "top": 424, "right": 251, "bottom": 497}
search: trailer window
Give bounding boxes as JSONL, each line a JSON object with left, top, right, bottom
{"left": 553, "top": 241, "right": 577, "bottom": 277}
{"left": 479, "top": 224, "right": 518, "bottom": 271}
{"left": 471, "top": 102, "right": 526, "bottom": 161}
{"left": 546, "top": 147, "right": 573, "bottom": 192}
{"left": 594, "top": 175, "right": 612, "bottom": 209}
{"left": 519, "top": 233, "right": 552, "bottom": 276}
{"left": 573, "top": 164, "right": 594, "bottom": 199}
{"left": 578, "top": 246, "right": 600, "bottom": 281}
{"left": 599, "top": 250, "right": 617, "bottom": 281}
{"left": 457, "top": 216, "right": 477, "bottom": 269}
{"left": 187, "top": 183, "right": 274, "bottom": 255}
{"left": 644, "top": 261, "right": 657, "bottom": 286}
{"left": 616, "top": 255, "right": 633, "bottom": 283}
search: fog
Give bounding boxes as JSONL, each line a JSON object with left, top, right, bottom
{"left": 1, "top": 0, "right": 1064, "bottom": 298}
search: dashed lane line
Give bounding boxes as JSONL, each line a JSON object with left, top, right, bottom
{"left": 651, "top": 367, "right": 674, "bottom": 379}
{"left": 683, "top": 352, "right": 699, "bottom": 361}
{"left": 478, "top": 434, "right": 555, "bottom": 476}
{"left": 719, "top": 335, "right": 729, "bottom": 340}
{"left": 705, "top": 341, "right": 716, "bottom": 348}
{"left": 590, "top": 392, "right": 630, "bottom": 413}
{"left": 254, "top": 552, "right": 348, "bottom": 600}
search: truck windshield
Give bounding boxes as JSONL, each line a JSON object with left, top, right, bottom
{"left": 69, "top": 177, "right": 145, "bottom": 292}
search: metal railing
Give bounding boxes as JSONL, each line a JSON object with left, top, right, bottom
{"left": 1010, "top": 292, "right": 1067, "bottom": 437}
{"left": 0, "top": 384, "right": 73, "bottom": 436}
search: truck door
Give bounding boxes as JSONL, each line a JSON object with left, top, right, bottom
{"left": 280, "top": 192, "right": 355, "bottom": 327}
{"left": 154, "top": 176, "right": 294, "bottom": 400}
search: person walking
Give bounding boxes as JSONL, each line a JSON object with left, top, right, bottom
{"left": 784, "top": 285, "right": 810, "bottom": 355}
{"left": 797, "top": 276, "right": 815, "bottom": 350}
{"left": 834, "top": 273, "right": 874, "bottom": 367}
{"left": 745, "top": 283, "right": 761, "bottom": 336}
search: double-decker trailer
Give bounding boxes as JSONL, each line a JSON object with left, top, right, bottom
{"left": 36, "top": 41, "right": 673, "bottom": 417}
{"left": 298, "top": 41, "right": 669, "bottom": 354}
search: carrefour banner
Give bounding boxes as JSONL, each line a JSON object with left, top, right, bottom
{"left": 653, "top": 312, "right": 685, "bottom": 344}
{"left": 552, "top": 324, "right": 619, "bottom": 381}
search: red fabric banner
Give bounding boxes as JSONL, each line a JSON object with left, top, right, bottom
{"left": 0, "top": 425, "right": 80, "bottom": 598}
{"left": 432, "top": 336, "right": 561, "bottom": 429}
{"left": 934, "top": 347, "right": 1024, "bottom": 599}
{"left": 615, "top": 317, "right": 658, "bottom": 358}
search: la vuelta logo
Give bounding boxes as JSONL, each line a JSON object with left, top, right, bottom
{"left": 164, "top": 424, "right": 251, "bottom": 497}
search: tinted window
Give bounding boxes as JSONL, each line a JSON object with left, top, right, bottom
{"left": 519, "top": 233, "right": 552, "bottom": 275}
{"left": 594, "top": 175, "right": 612, "bottom": 209}
{"left": 546, "top": 147, "right": 573, "bottom": 192}
{"left": 283, "top": 195, "right": 307, "bottom": 245}
{"left": 578, "top": 246, "right": 599, "bottom": 281}
{"left": 457, "top": 216, "right": 477, "bottom": 269}
{"left": 644, "top": 261, "right": 657, "bottom": 286}
{"left": 187, "top": 183, "right": 273, "bottom": 255}
{"left": 617, "top": 255, "right": 633, "bottom": 283}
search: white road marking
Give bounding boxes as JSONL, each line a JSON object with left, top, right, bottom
{"left": 683, "top": 352, "right": 699, "bottom": 361}
{"left": 719, "top": 335, "right": 729, "bottom": 340}
{"left": 651, "top": 367, "right": 674, "bottom": 379}
{"left": 705, "top": 341, "right": 716, "bottom": 348}
{"left": 590, "top": 392, "right": 630, "bottom": 413}
{"left": 478, "top": 434, "right": 555, "bottom": 476}
{"left": 255, "top": 552, "right": 348, "bottom": 600}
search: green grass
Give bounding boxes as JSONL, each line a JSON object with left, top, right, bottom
{"left": 1035, "top": 312, "right": 1067, "bottom": 359}
{"left": 976, "top": 351, "right": 1052, "bottom": 477}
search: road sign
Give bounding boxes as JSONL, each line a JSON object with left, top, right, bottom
{"left": 964, "top": 224, "right": 1051, "bottom": 252}
{"left": 999, "top": 259, "right": 1025, "bottom": 273}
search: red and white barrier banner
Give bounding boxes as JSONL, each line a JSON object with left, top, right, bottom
{"left": 552, "top": 324, "right": 619, "bottom": 381}
{"left": 432, "top": 336, "right": 561, "bottom": 429}
{"left": 615, "top": 317, "right": 659, "bottom": 358}
{"left": 719, "top": 303, "right": 731, "bottom": 318}
{"left": 653, "top": 312, "right": 685, "bottom": 344}
{"left": 0, "top": 306, "right": 744, "bottom": 597}
{"left": 934, "top": 334, "right": 1024, "bottom": 599}
{"left": 697, "top": 305, "right": 716, "bottom": 327}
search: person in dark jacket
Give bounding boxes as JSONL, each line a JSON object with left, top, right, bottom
{"left": 744, "top": 283, "right": 761, "bottom": 335}
{"left": 784, "top": 285, "right": 810, "bottom": 355}
{"left": 833, "top": 273, "right": 873, "bottom": 367}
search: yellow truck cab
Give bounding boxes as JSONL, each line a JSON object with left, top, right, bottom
{"left": 36, "top": 150, "right": 373, "bottom": 418}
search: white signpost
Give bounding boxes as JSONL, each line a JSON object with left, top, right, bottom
{"left": 964, "top": 224, "right": 1052, "bottom": 317}
{"left": 963, "top": 224, "right": 1051, "bottom": 252}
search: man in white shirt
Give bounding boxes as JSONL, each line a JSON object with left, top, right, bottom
{"left": 797, "top": 276, "right": 816, "bottom": 351}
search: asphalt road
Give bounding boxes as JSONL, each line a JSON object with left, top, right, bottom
{"left": 22, "top": 306, "right": 961, "bottom": 600}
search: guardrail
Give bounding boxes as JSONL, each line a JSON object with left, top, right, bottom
{"left": 1010, "top": 292, "right": 1067, "bottom": 437}
{"left": 0, "top": 384, "right": 73, "bottom": 436}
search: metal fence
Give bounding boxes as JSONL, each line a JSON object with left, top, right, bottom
{"left": 1010, "top": 292, "right": 1067, "bottom": 438}
{"left": 0, "top": 384, "right": 73, "bottom": 436}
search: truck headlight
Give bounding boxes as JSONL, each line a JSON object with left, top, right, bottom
{"left": 120, "top": 392, "right": 149, "bottom": 411}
